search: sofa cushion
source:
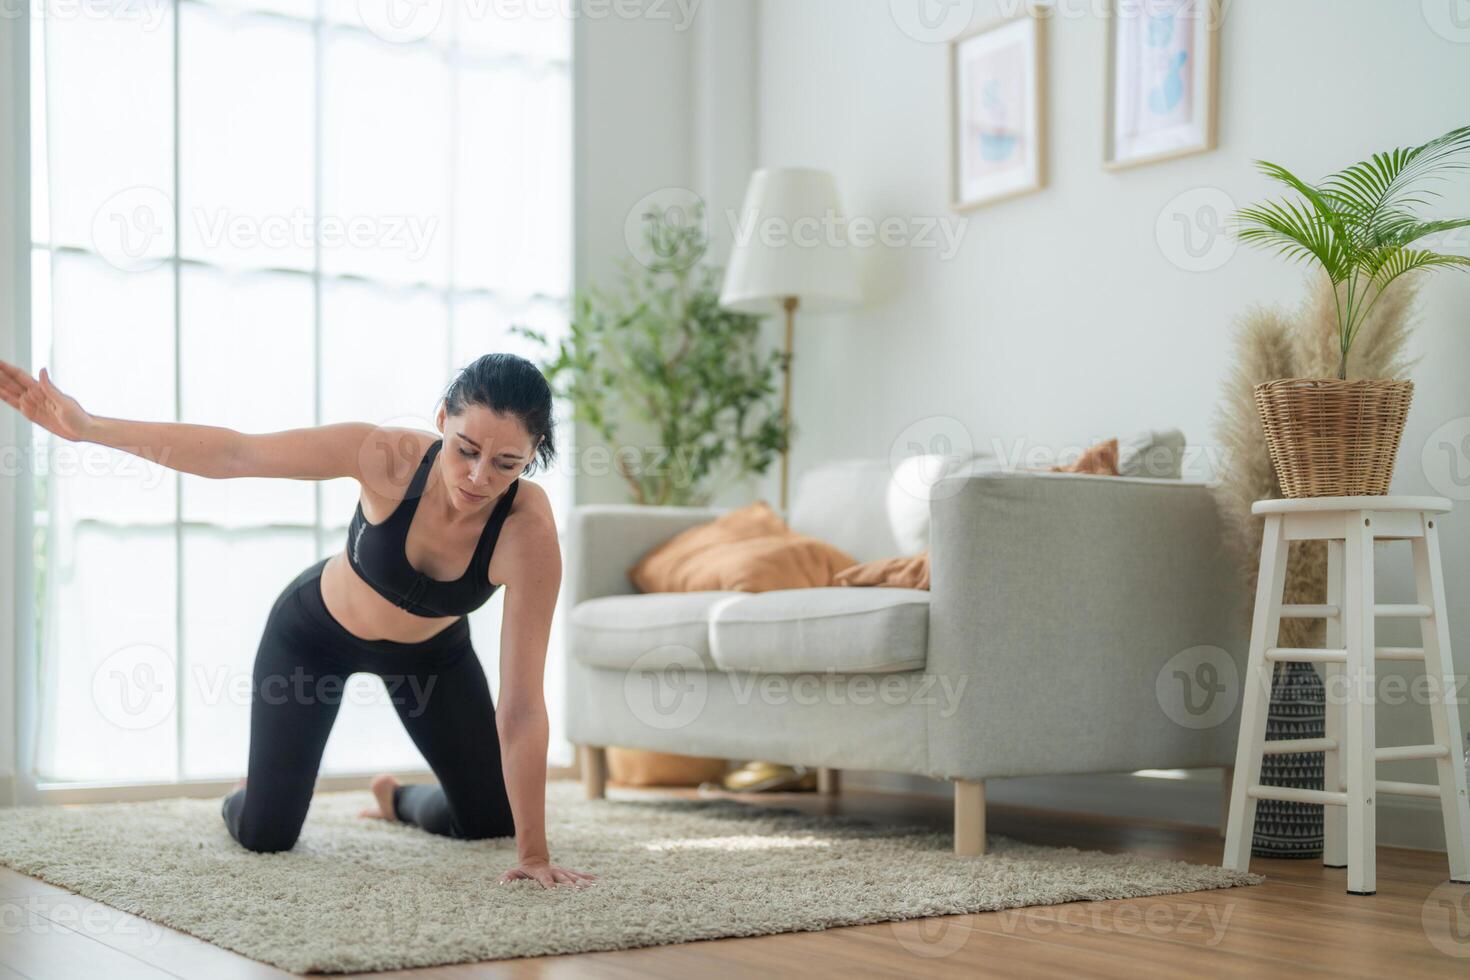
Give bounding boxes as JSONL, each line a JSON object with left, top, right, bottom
{"left": 570, "top": 591, "right": 742, "bottom": 670}
{"left": 628, "top": 501, "right": 857, "bottom": 593}
{"left": 708, "top": 587, "right": 929, "bottom": 674}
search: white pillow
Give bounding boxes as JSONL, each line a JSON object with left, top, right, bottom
{"left": 886, "top": 451, "right": 997, "bottom": 555}
{"left": 1118, "top": 428, "right": 1187, "bottom": 478}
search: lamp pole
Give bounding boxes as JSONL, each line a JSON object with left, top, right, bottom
{"left": 780, "top": 295, "right": 797, "bottom": 516}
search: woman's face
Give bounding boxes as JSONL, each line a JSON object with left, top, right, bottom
{"left": 437, "top": 405, "right": 536, "bottom": 511}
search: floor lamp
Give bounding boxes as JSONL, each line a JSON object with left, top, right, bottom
{"left": 716, "top": 168, "right": 860, "bottom": 792}
{"left": 719, "top": 167, "right": 861, "bottom": 515}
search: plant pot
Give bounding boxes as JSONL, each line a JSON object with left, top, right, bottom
{"left": 1253, "top": 378, "right": 1413, "bottom": 497}
{"left": 1253, "top": 660, "right": 1325, "bottom": 859}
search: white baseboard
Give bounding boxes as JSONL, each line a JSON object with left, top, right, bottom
{"left": 841, "top": 768, "right": 1451, "bottom": 854}
{"left": 5, "top": 766, "right": 579, "bottom": 807}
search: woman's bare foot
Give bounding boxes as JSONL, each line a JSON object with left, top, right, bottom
{"left": 358, "top": 774, "right": 400, "bottom": 821}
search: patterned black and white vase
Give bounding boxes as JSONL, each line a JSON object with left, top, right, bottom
{"left": 1253, "top": 660, "right": 1326, "bottom": 858}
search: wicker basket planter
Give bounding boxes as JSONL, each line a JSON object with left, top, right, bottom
{"left": 1253, "top": 378, "right": 1413, "bottom": 497}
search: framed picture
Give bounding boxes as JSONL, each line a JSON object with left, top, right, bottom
{"left": 949, "top": 13, "right": 1046, "bottom": 211}
{"left": 1104, "top": 0, "right": 1220, "bottom": 170}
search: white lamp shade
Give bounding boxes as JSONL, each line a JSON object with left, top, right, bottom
{"left": 719, "top": 167, "right": 862, "bottom": 316}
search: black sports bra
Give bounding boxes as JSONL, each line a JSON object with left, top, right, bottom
{"left": 346, "top": 437, "right": 519, "bottom": 618}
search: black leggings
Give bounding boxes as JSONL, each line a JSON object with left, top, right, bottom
{"left": 221, "top": 557, "right": 515, "bottom": 853}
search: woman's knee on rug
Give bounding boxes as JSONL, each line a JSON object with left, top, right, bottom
{"left": 452, "top": 807, "right": 515, "bottom": 841}
{"left": 222, "top": 787, "right": 307, "bottom": 853}
{"left": 395, "top": 782, "right": 513, "bottom": 840}
{"left": 443, "top": 777, "right": 516, "bottom": 841}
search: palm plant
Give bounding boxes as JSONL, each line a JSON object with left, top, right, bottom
{"left": 1234, "top": 124, "right": 1470, "bottom": 380}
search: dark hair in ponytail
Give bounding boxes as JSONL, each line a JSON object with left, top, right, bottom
{"left": 440, "top": 353, "right": 556, "bottom": 477}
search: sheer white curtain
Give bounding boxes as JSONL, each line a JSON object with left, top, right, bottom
{"left": 27, "top": 0, "right": 573, "bottom": 785}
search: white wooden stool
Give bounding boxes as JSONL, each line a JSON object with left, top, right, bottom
{"left": 1222, "top": 496, "right": 1470, "bottom": 895}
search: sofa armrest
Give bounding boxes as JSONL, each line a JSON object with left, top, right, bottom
{"left": 924, "top": 471, "right": 1248, "bottom": 779}
{"left": 567, "top": 504, "right": 728, "bottom": 607}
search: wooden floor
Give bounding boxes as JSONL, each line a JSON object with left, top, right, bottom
{"left": 1, "top": 779, "right": 1466, "bottom": 978}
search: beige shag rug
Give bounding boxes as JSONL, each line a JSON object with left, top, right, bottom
{"left": 0, "top": 780, "right": 1261, "bottom": 974}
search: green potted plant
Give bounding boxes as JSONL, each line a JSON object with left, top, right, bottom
{"left": 512, "top": 201, "right": 790, "bottom": 507}
{"left": 1234, "top": 123, "right": 1470, "bottom": 496}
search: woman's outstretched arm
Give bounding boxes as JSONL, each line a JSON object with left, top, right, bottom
{"left": 0, "top": 357, "right": 376, "bottom": 482}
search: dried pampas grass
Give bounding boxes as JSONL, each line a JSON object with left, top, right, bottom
{"left": 1212, "top": 271, "right": 1423, "bottom": 646}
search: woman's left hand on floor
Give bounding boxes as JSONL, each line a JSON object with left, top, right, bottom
{"left": 497, "top": 857, "right": 598, "bottom": 890}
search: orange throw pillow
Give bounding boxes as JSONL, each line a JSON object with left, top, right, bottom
{"left": 629, "top": 501, "right": 858, "bottom": 593}
{"left": 834, "top": 551, "right": 930, "bottom": 590}
{"left": 1052, "top": 437, "right": 1119, "bottom": 475}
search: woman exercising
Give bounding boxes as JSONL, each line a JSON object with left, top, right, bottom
{"left": 0, "top": 353, "right": 596, "bottom": 891}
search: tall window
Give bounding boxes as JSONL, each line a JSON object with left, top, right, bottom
{"left": 28, "top": 0, "right": 573, "bottom": 784}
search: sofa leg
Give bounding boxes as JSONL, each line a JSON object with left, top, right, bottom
{"left": 581, "top": 745, "right": 607, "bottom": 800}
{"left": 954, "top": 779, "right": 986, "bottom": 856}
{"left": 817, "top": 767, "right": 840, "bottom": 795}
{"left": 1220, "top": 765, "right": 1233, "bottom": 839}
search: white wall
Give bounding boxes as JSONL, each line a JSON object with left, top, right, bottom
{"left": 0, "top": 5, "right": 27, "bottom": 805}
{"left": 755, "top": 0, "right": 1470, "bottom": 844}
{"left": 572, "top": 3, "right": 764, "bottom": 509}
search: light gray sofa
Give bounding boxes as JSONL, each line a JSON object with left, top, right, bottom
{"left": 564, "top": 456, "right": 1248, "bottom": 855}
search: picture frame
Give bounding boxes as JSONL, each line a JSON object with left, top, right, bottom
{"left": 949, "top": 12, "right": 1047, "bottom": 211}
{"left": 1103, "top": 0, "right": 1221, "bottom": 170}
